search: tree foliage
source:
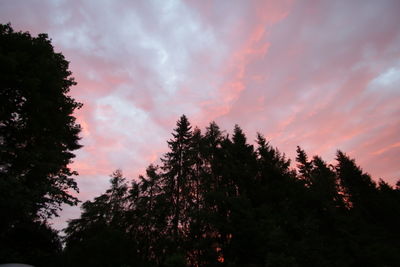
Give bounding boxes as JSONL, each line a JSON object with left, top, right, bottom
{"left": 0, "top": 23, "right": 82, "bottom": 265}
{"left": 64, "top": 115, "right": 400, "bottom": 267}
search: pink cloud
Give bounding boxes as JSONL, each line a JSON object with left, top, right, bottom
{"left": 372, "top": 142, "right": 400, "bottom": 156}
{"left": 1, "top": 0, "right": 399, "bottom": 230}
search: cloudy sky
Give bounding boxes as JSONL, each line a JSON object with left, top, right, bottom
{"left": 1, "top": 0, "right": 399, "bottom": 230}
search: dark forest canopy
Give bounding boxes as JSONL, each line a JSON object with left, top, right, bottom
{"left": 63, "top": 115, "right": 400, "bottom": 267}
{"left": 0, "top": 23, "right": 82, "bottom": 265}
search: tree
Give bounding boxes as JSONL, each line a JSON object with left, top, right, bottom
{"left": 296, "top": 146, "right": 313, "bottom": 186}
{"left": 63, "top": 171, "right": 137, "bottom": 267}
{"left": 335, "top": 150, "right": 377, "bottom": 211}
{"left": 0, "top": 23, "right": 82, "bottom": 263}
{"left": 132, "top": 164, "right": 168, "bottom": 264}
{"left": 161, "top": 115, "right": 194, "bottom": 249}
{"left": 62, "top": 115, "right": 400, "bottom": 266}
{"left": 335, "top": 152, "right": 400, "bottom": 266}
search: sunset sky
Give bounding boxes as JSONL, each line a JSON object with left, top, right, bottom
{"left": 1, "top": 0, "right": 399, "bottom": 230}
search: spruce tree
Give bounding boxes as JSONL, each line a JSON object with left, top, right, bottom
{"left": 135, "top": 164, "right": 167, "bottom": 264}
{"left": 63, "top": 171, "right": 136, "bottom": 267}
{"left": 161, "top": 115, "right": 194, "bottom": 253}
{"left": 62, "top": 116, "right": 400, "bottom": 266}
{"left": 335, "top": 150, "right": 377, "bottom": 211}
{"left": 296, "top": 146, "right": 313, "bottom": 186}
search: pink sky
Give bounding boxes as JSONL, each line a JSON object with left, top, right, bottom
{"left": 1, "top": 0, "right": 399, "bottom": 231}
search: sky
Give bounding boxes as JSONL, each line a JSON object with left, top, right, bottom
{"left": 1, "top": 0, "right": 399, "bottom": 231}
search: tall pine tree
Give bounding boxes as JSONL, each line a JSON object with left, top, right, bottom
{"left": 161, "top": 115, "right": 194, "bottom": 254}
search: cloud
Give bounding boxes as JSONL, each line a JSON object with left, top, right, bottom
{"left": 1, "top": 0, "right": 399, "bottom": 230}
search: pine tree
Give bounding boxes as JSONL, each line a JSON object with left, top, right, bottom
{"left": 64, "top": 170, "right": 129, "bottom": 243}
{"left": 63, "top": 171, "right": 136, "bottom": 267}
{"left": 335, "top": 150, "right": 377, "bottom": 211}
{"left": 196, "top": 122, "right": 227, "bottom": 265}
{"left": 256, "top": 133, "right": 292, "bottom": 182}
{"left": 311, "top": 155, "right": 342, "bottom": 208}
{"left": 128, "top": 164, "right": 167, "bottom": 264}
{"left": 61, "top": 116, "right": 400, "bottom": 266}
{"left": 296, "top": 146, "right": 313, "bottom": 186}
{"left": 161, "top": 115, "right": 194, "bottom": 253}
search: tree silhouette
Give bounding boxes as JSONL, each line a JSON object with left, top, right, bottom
{"left": 161, "top": 115, "right": 195, "bottom": 256}
{"left": 63, "top": 117, "right": 400, "bottom": 267}
{"left": 0, "top": 23, "right": 82, "bottom": 265}
{"left": 63, "top": 171, "right": 137, "bottom": 267}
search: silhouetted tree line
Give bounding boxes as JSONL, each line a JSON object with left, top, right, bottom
{"left": 63, "top": 115, "right": 400, "bottom": 267}
{"left": 1, "top": 23, "right": 400, "bottom": 267}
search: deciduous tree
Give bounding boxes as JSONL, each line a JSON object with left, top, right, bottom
{"left": 0, "top": 23, "right": 82, "bottom": 265}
